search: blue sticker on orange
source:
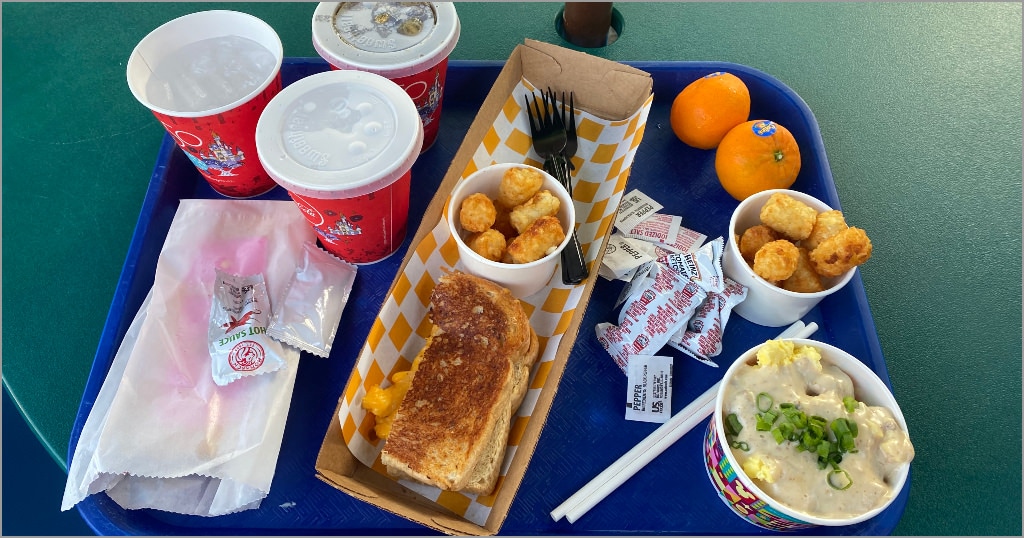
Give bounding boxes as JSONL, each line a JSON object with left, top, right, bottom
{"left": 751, "top": 120, "right": 777, "bottom": 137}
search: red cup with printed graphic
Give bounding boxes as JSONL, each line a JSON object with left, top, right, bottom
{"left": 255, "top": 70, "right": 424, "bottom": 264}
{"left": 126, "top": 10, "right": 283, "bottom": 198}
{"left": 311, "top": 2, "right": 460, "bottom": 152}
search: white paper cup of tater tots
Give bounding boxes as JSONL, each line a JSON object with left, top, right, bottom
{"left": 723, "top": 189, "right": 857, "bottom": 327}
{"left": 446, "top": 163, "right": 574, "bottom": 298}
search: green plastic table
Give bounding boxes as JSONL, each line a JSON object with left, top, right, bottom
{"left": 2, "top": 2, "right": 1020, "bottom": 535}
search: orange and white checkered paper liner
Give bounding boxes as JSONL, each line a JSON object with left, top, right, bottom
{"left": 337, "top": 77, "right": 653, "bottom": 524}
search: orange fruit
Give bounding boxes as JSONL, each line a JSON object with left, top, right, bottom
{"left": 715, "top": 120, "right": 802, "bottom": 201}
{"left": 670, "top": 72, "right": 751, "bottom": 150}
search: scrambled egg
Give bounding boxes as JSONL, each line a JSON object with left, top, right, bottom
{"left": 741, "top": 454, "right": 782, "bottom": 483}
{"left": 756, "top": 339, "right": 822, "bottom": 367}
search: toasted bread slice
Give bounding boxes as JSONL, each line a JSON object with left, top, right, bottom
{"left": 380, "top": 272, "right": 540, "bottom": 495}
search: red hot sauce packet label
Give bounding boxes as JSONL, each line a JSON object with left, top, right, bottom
{"left": 208, "top": 269, "right": 287, "bottom": 385}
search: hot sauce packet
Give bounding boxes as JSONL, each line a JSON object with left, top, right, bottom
{"left": 209, "top": 269, "right": 288, "bottom": 385}
{"left": 267, "top": 242, "right": 358, "bottom": 358}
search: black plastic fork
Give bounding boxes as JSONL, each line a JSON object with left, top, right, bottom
{"left": 561, "top": 90, "right": 578, "bottom": 173}
{"left": 525, "top": 91, "right": 589, "bottom": 285}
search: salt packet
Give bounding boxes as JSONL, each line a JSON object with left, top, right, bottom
{"left": 267, "top": 242, "right": 357, "bottom": 358}
{"left": 209, "top": 269, "right": 288, "bottom": 385}
{"left": 625, "top": 355, "right": 673, "bottom": 423}
{"left": 667, "top": 278, "right": 748, "bottom": 367}
{"left": 624, "top": 213, "right": 707, "bottom": 255}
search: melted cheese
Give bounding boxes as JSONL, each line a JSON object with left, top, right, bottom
{"left": 362, "top": 355, "right": 422, "bottom": 439}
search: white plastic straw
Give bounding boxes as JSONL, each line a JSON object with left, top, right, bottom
{"left": 551, "top": 320, "right": 819, "bottom": 523}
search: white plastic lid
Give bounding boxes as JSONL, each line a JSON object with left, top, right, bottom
{"left": 255, "top": 70, "right": 423, "bottom": 199}
{"left": 126, "top": 10, "right": 284, "bottom": 117}
{"left": 311, "top": 2, "right": 460, "bottom": 78}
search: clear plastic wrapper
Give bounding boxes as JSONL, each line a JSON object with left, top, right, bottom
{"left": 267, "top": 242, "right": 358, "bottom": 358}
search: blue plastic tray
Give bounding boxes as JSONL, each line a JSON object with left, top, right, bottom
{"left": 70, "top": 58, "right": 909, "bottom": 535}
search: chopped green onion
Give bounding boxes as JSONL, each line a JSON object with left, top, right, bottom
{"left": 748, "top": 398, "right": 860, "bottom": 491}
{"left": 725, "top": 413, "right": 743, "bottom": 436}
{"left": 843, "top": 396, "right": 858, "bottom": 413}
{"left": 730, "top": 440, "right": 750, "bottom": 451}
{"left": 828, "top": 468, "right": 853, "bottom": 490}
{"left": 756, "top": 392, "right": 774, "bottom": 412}
{"left": 787, "top": 411, "right": 808, "bottom": 429}
{"left": 816, "top": 440, "right": 832, "bottom": 461}
{"left": 756, "top": 411, "right": 778, "bottom": 431}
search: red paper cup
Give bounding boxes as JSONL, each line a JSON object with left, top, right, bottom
{"left": 255, "top": 70, "right": 424, "bottom": 264}
{"left": 126, "top": 10, "right": 284, "bottom": 198}
{"left": 311, "top": 2, "right": 460, "bottom": 151}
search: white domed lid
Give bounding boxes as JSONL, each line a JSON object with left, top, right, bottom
{"left": 256, "top": 69, "right": 423, "bottom": 199}
{"left": 312, "top": 2, "right": 460, "bottom": 78}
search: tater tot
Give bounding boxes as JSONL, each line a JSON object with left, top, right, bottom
{"left": 802, "top": 209, "right": 848, "bottom": 251}
{"left": 759, "top": 193, "right": 818, "bottom": 241}
{"left": 752, "top": 239, "right": 800, "bottom": 282}
{"left": 739, "top": 225, "right": 780, "bottom": 262}
{"left": 809, "top": 227, "right": 873, "bottom": 277}
{"left": 506, "top": 215, "right": 565, "bottom": 263}
{"left": 781, "top": 247, "right": 825, "bottom": 293}
{"left": 491, "top": 198, "right": 518, "bottom": 239}
{"left": 459, "top": 193, "right": 496, "bottom": 233}
{"left": 497, "top": 166, "right": 544, "bottom": 208}
{"left": 467, "top": 228, "right": 507, "bottom": 262}
{"left": 510, "top": 189, "right": 561, "bottom": 234}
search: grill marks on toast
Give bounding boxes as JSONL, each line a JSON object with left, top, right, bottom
{"left": 381, "top": 272, "right": 538, "bottom": 495}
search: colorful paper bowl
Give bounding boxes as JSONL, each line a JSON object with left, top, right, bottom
{"left": 704, "top": 338, "right": 912, "bottom": 530}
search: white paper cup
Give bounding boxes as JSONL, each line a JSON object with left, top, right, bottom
{"left": 723, "top": 189, "right": 856, "bottom": 327}
{"left": 446, "top": 163, "right": 574, "bottom": 298}
{"left": 706, "top": 338, "right": 911, "bottom": 530}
